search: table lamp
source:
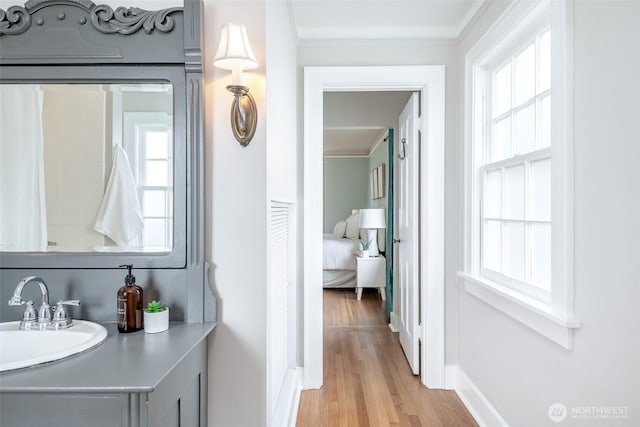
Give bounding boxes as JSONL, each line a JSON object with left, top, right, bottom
{"left": 358, "top": 208, "right": 386, "bottom": 257}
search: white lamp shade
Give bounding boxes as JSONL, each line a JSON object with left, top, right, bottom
{"left": 359, "top": 208, "right": 386, "bottom": 229}
{"left": 213, "top": 23, "right": 258, "bottom": 71}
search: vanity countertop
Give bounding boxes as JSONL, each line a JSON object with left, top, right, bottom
{"left": 0, "top": 322, "right": 215, "bottom": 393}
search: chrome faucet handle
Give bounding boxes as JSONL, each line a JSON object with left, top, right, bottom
{"left": 51, "top": 300, "right": 80, "bottom": 329}
{"left": 8, "top": 295, "right": 26, "bottom": 306}
{"left": 22, "top": 301, "right": 37, "bottom": 321}
{"left": 38, "top": 302, "right": 52, "bottom": 324}
{"left": 57, "top": 299, "right": 80, "bottom": 307}
{"left": 18, "top": 301, "right": 39, "bottom": 330}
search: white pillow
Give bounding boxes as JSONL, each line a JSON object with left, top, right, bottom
{"left": 344, "top": 212, "right": 360, "bottom": 240}
{"left": 333, "top": 220, "right": 347, "bottom": 238}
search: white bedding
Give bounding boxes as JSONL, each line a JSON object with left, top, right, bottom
{"left": 323, "top": 270, "right": 357, "bottom": 288}
{"left": 323, "top": 234, "right": 358, "bottom": 270}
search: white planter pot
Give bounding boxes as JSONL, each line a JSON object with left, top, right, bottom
{"left": 144, "top": 308, "right": 169, "bottom": 333}
{"left": 360, "top": 250, "right": 369, "bottom": 258}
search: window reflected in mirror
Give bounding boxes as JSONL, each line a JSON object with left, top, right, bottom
{"left": 0, "top": 83, "right": 174, "bottom": 253}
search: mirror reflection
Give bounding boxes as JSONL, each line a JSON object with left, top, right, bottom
{"left": 0, "top": 83, "right": 174, "bottom": 253}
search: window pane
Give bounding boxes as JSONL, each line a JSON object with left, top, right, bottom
{"left": 143, "top": 190, "right": 166, "bottom": 217}
{"left": 504, "top": 164, "right": 525, "bottom": 220}
{"left": 540, "top": 95, "right": 551, "bottom": 148}
{"left": 515, "top": 104, "right": 536, "bottom": 154}
{"left": 494, "top": 63, "right": 511, "bottom": 116}
{"left": 529, "top": 158, "right": 551, "bottom": 221}
{"left": 145, "top": 131, "right": 169, "bottom": 159}
{"left": 145, "top": 160, "right": 168, "bottom": 186}
{"left": 515, "top": 43, "right": 535, "bottom": 105}
{"left": 539, "top": 30, "right": 551, "bottom": 92}
{"left": 143, "top": 218, "right": 167, "bottom": 248}
{"left": 482, "top": 220, "right": 501, "bottom": 271}
{"left": 483, "top": 169, "right": 502, "bottom": 218}
{"left": 167, "top": 190, "right": 174, "bottom": 218}
{"left": 491, "top": 117, "right": 511, "bottom": 162}
{"left": 530, "top": 223, "right": 551, "bottom": 290}
{"left": 503, "top": 221, "right": 525, "bottom": 279}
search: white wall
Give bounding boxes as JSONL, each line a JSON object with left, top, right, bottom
{"left": 265, "top": 0, "right": 299, "bottom": 424}
{"left": 297, "top": 39, "right": 461, "bottom": 367}
{"left": 456, "top": 2, "right": 640, "bottom": 425}
{"left": 206, "top": 0, "right": 298, "bottom": 425}
{"left": 205, "top": 1, "right": 268, "bottom": 426}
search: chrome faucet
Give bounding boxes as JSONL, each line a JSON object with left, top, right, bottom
{"left": 8, "top": 276, "right": 79, "bottom": 330}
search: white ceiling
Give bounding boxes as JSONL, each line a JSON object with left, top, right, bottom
{"left": 293, "top": 1, "right": 487, "bottom": 155}
{"left": 323, "top": 91, "right": 411, "bottom": 156}
{"left": 324, "top": 128, "right": 387, "bottom": 156}
{"left": 290, "top": 0, "right": 486, "bottom": 40}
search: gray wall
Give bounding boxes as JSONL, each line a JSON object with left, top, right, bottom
{"left": 323, "top": 157, "right": 369, "bottom": 233}
{"left": 368, "top": 136, "right": 388, "bottom": 252}
{"left": 368, "top": 137, "right": 388, "bottom": 211}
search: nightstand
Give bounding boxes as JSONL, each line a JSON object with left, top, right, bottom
{"left": 356, "top": 255, "right": 386, "bottom": 301}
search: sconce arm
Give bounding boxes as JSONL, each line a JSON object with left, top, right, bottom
{"left": 225, "top": 84, "right": 257, "bottom": 147}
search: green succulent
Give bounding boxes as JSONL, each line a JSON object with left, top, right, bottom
{"left": 360, "top": 238, "right": 372, "bottom": 250}
{"left": 145, "top": 300, "right": 167, "bottom": 313}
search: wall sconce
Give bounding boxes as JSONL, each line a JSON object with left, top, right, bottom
{"left": 213, "top": 23, "right": 258, "bottom": 147}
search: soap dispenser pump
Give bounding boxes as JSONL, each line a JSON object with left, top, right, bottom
{"left": 117, "top": 264, "right": 144, "bottom": 333}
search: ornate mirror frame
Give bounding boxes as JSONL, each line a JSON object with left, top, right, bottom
{"left": 0, "top": 0, "right": 205, "bottom": 271}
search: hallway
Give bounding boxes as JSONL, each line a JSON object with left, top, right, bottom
{"left": 296, "top": 289, "right": 477, "bottom": 426}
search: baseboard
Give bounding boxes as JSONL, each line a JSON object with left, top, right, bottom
{"left": 288, "top": 367, "right": 303, "bottom": 427}
{"left": 454, "top": 366, "right": 510, "bottom": 427}
{"left": 271, "top": 367, "right": 302, "bottom": 427}
{"left": 444, "top": 364, "right": 457, "bottom": 390}
{"left": 389, "top": 312, "right": 400, "bottom": 332}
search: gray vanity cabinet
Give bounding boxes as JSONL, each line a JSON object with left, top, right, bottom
{"left": 0, "top": 1, "right": 214, "bottom": 425}
{"left": 146, "top": 340, "right": 206, "bottom": 427}
{"left": 1, "top": 343, "right": 204, "bottom": 427}
{"left": 0, "top": 323, "right": 214, "bottom": 427}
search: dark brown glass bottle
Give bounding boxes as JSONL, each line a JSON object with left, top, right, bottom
{"left": 117, "top": 264, "right": 143, "bottom": 333}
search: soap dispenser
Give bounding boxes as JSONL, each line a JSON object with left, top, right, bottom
{"left": 117, "top": 264, "right": 144, "bottom": 333}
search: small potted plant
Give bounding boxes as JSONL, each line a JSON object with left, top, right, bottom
{"left": 359, "top": 238, "right": 371, "bottom": 258}
{"left": 144, "top": 300, "right": 169, "bottom": 333}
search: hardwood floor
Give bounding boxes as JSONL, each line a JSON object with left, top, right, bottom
{"left": 296, "top": 288, "right": 478, "bottom": 427}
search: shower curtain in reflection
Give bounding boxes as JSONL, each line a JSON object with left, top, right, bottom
{"left": 0, "top": 85, "right": 47, "bottom": 251}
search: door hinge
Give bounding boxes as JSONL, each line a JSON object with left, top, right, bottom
{"left": 417, "top": 323, "right": 423, "bottom": 341}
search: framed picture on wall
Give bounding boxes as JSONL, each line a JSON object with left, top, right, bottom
{"left": 372, "top": 169, "right": 379, "bottom": 199}
{"left": 370, "top": 171, "right": 376, "bottom": 199}
{"left": 376, "top": 164, "right": 385, "bottom": 198}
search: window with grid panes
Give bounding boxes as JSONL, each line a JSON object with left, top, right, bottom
{"left": 480, "top": 28, "right": 552, "bottom": 301}
{"left": 135, "top": 124, "right": 173, "bottom": 251}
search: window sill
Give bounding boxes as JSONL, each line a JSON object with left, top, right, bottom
{"left": 458, "top": 272, "right": 580, "bottom": 349}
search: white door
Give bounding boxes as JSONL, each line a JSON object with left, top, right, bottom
{"left": 395, "top": 92, "right": 420, "bottom": 375}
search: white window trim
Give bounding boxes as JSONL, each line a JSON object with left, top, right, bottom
{"left": 461, "top": 0, "right": 580, "bottom": 349}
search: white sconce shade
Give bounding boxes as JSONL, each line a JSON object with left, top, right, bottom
{"left": 213, "top": 23, "right": 257, "bottom": 73}
{"left": 359, "top": 209, "right": 386, "bottom": 229}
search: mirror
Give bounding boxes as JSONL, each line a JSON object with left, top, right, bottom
{"left": 0, "top": 83, "right": 174, "bottom": 253}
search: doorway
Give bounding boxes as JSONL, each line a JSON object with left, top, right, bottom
{"left": 303, "top": 65, "right": 446, "bottom": 389}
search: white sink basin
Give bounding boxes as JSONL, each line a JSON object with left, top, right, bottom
{"left": 0, "top": 320, "right": 108, "bottom": 372}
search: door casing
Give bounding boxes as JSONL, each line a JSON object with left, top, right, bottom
{"left": 303, "top": 65, "right": 446, "bottom": 389}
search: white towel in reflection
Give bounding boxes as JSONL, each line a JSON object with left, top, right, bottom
{"left": 94, "top": 146, "right": 144, "bottom": 246}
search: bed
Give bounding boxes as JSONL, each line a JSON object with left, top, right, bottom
{"left": 323, "top": 234, "right": 358, "bottom": 288}
{"left": 323, "top": 209, "right": 386, "bottom": 288}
